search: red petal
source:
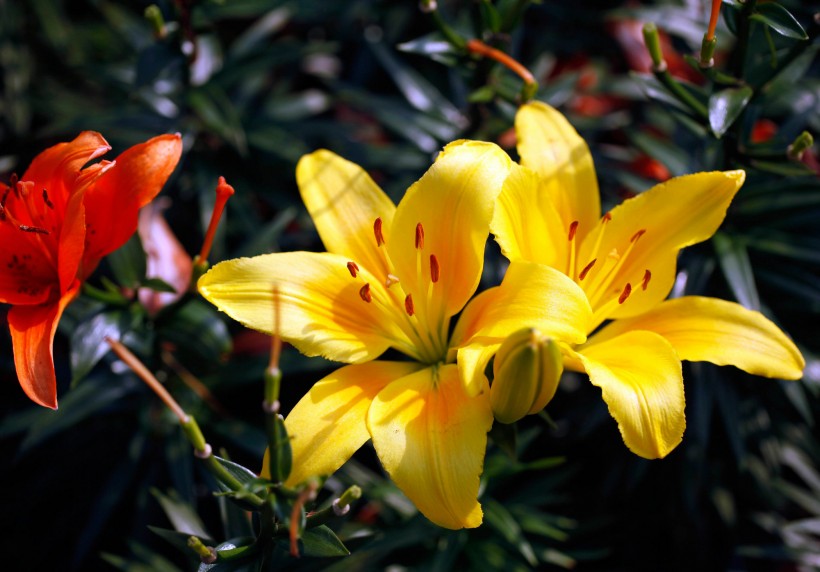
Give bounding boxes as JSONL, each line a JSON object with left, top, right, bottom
{"left": 7, "top": 282, "right": 79, "bottom": 409}
{"left": 0, "top": 221, "right": 57, "bottom": 305}
{"left": 82, "top": 134, "right": 182, "bottom": 268}
{"left": 21, "top": 131, "right": 111, "bottom": 218}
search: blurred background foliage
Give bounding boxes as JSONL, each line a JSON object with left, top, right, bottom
{"left": 1, "top": 0, "right": 819, "bottom": 570}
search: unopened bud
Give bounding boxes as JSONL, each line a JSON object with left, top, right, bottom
{"left": 144, "top": 5, "right": 166, "bottom": 39}
{"left": 642, "top": 22, "right": 667, "bottom": 72}
{"left": 490, "top": 329, "right": 563, "bottom": 424}
{"left": 788, "top": 131, "right": 814, "bottom": 161}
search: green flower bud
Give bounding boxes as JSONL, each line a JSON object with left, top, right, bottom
{"left": 490, "top": 328, "right": 563, "bottom": 424}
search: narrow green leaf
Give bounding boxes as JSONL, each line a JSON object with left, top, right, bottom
{"left": 367, "top": 39, "right": 466, "bottom": 128}
{"left": 708, "top": 86, "right": 753, "bottom": 138}
{"left": 151, "top": 488, "right": 211, "bottom": 539}
{"left": 214, "top": 456, "right": 259, "bottom": 487}
{"left": 70, "top": 310, "right": 129, "bottom": 384}
{"left": 479, "top": 0, "right": 502, "bottom": 33}
{"left": 188, "top": 86, "right": 248, "bottom": 156}
{"left": 483, "top": 499, "right": 538, "bottom": 566}
{"left": 713, "top": 233, "right": 760, "bottom": 310}
{"left": 140, "top": 277, "right": 178, "bottom": 294}
{"left": 107, "top": 233, "right": 147, "bottom": 289}
{"left": 299, "top": 525, "right": 350, "bottom": 557}
{"left": 20, "top": 374, "right": 136, "bottom": 452}
{"left": 750, "top": 159, "right": 816, "bottom": 177}
{"left": 158, "top": 299, "right": 232, "bottom": 362}
{"left": 750, "top": 4, "right": 808, "bottom": 40}
{"left": 149, "top": 526, "right": 213, "bottom": 554}
{"left": 397, "top": 32, "right": 460, "bottom": 66}
{"left": 488, "top": 421, "right": 517, "bottom": 460}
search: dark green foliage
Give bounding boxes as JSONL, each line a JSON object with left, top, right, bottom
{"left": 1, "top": 0, "right": 818, "bottom": 571}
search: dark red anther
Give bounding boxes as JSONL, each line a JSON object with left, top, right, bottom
{"left": 9, "top": 173, "right": 19, "bottom": 197}
{"left": 415, "top": 223, "right": 424, "bottom": 249}
{"left": 630, "top": 229, "right": 647, "bottom": 243}
{"left": 568, "top": 220, "right": 579, "bottom": 241}
{"left": 602, "top": 212, "right": 612, "bottom": 223}
{"left": 579, "top": 258, "right": 597, "bottom": 281}
{"left": 429, "top": 254, "right": 440, "bottom": 283}
{"left": 618, "top": 283, "right": 632, "bottom": 304}
{"left": 374, "top": 217, "right": 385, "bottom": 247}
{"left": 404, "top": 294, "right": 415, "bottom": 316}
{"left": 642, "top": 269, "right": 652, "bottom": 290}
{"left": 347, "top": 261, "right": 359, "bottom": 278}
{"left": 19, "top": 225, "right": 49, "bottom": 235}
{"left": 359, "top": 283, "right": 372, "bottom": 303}
{"left": 42, "top": 189, "right": 54, "bottom": 209}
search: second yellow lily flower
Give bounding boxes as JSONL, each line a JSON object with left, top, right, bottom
{"left": 470, "top": 101, "right": 804, "bottom": 459}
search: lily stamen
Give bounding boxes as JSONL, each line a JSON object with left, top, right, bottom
{"left": 429, "top": 254, "right": 440, "bottom": 283}
{"left": 415, "top": 223, "right": 424, "bottom": 249}
{"left": 405, "top": 294, "right": 415, "bottom": 316}
{"left": 374, "top": 217, "right": 385, "bottom": 247}
{"left": 618, "top": 283, "right": 632, "bottom": 304}
{"left": 642, "top": 269, "right": 652, "bottom": 290}
{"left": 347, "top": 261, "right": 359, "bottom": 277}
{"left": 359, "top": 283, "right": 372, "bottom": 303}
{"left": 579, "top": 258, "right": 597, "bottom": 281}
{"left": 585, "top": 227, "right": 648, "bottom": 310}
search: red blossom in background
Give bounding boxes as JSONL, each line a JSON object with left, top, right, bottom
{"left": 138, "top": 199, "right": 193, "bottom": 315}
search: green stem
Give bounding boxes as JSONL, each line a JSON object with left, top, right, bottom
{"left": 305, "top": 486, "right": 362, "bottom": 529}
{"left": 180, "top": 417, "right": 266, "bottom": 507}
{"left": 428, "top": 7, "right": 466, "bottom": 50}
{"left": 653, "top": 68, "right": 708, "bottom": 118}
{"left": 731, "top": 0, "right": 757, "bottom": 80}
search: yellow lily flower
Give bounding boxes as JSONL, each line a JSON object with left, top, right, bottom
{"left": 475, "top": 101, "right": 805, "bottom": 460}
{"left": 198, "top": 140, "right": 593, "bottom": 529}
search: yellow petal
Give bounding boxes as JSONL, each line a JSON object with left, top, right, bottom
{"left": 578, "top": 170, "right": 745, "bottom": 321}
{"left": 461, "top": 261, "right": 592, "bottom": 345}
{"left": 198, "top": 251, "right": 414, "bottom": 363}
{"left": 279, "top": 361, "right": 424, "bottom": 486}
{"left": 457, "top": 342, "right": 498, "bottom": 397}
{"left": 516, "top": 101, "right": 600, "bottom": 240}
{"left": 297, "top": 150, "right": 395, "bottom": 278}
{"left": 571, "top": 330, "right": 685, "bottom": 459}
{"left": 491, "top": 163, "right": 568, "bottom": 268}
{"left": 449, "top": 287, "right": 499, "bottom": 396}
{"left": 367, "top": 364, "right": 493, "bottom": 529}
{"left": 388, "top": 140, "right": 511, "bottom": 323}
{"left": 590, "top": 296, "right": 805, "bottom": 380}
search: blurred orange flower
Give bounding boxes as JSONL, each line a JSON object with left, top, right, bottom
{"left": 1, "top": 131, "right": 182, "bottom": 408}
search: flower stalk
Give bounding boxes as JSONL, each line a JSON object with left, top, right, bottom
{"left": 187, "top": 536, "right": 217, "bottom": 564}
{"left": 466, "top": 39, "right": 538, "bottom": 102}
{"left": 105, "top": 337, "right": 265, "bottom": 507}
{"left": 264, "top": 285, "right": 292, "bottom": 484}
{"left": 642, "top": 23, "right": 708, "bottom": 118}
{"left": 305, "top": 485, "right": 362, "bottom": 529}
{"left": 699, "top": 0, "right": 722, "bottom": 67}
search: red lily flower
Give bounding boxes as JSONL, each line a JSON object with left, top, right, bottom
{"left": 1, "top": 131, "right": 182, "bottom": 409}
